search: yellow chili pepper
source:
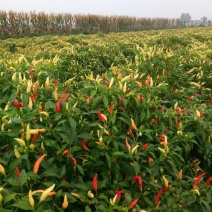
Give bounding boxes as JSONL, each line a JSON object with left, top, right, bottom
{"left": 14, "top": 138, "right": 26, "bottom": 147}
{"left": 39, "top": 184, "right": 55, "bottom": 202}
{"left": 28, "top": 190, "right": 34, "bottom": 208}
{"left": 26, "top": 124, "right": 31, "bottom": 141}
{"left": 0, "top": 164, "right": 5, "bottom": 175}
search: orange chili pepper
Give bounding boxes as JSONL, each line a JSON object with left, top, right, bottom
{"left": 33, "top": 154, "right": 45, "bottom": 173}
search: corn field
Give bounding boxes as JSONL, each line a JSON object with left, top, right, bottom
{"left": 0, "top": 10, "right": 183, "bottom": 37}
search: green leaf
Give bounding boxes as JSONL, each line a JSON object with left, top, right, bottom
{"left": 76, "top": 165, "right": 84, "bottom": 175}
{"left": 9, "top": 92, "right": 18, "bottom": 102}
{"left": 105, "top": 153, "right": 111, "bottom": 169}
{"left": 3, "top": 193, "right": 17, "bottom": 204}
{"left": 103, "top": 96, "right": 108, "bottom": 107}
{"left": 112, "top": 151, "right": 128, "bottom": 158}
{"left": 133, "top": 161, "right": 140, "bottom": 175}
{"left": 85, "top": 206, "right": 92, "bottom": 212}
{"left": 12, "top": 199, "right": 33, "bottom": 210}
{"left": 18, "top": 169, "right": 27, "bottom": 186}
{"left": 78, "top": 133, "right": 94, "bottom": 139}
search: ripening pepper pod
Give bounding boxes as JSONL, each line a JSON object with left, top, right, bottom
{"left": 28, "top": 97, "right": 33, "bottom": 109}
{"left": 130, "top": 118, "right": 137, "bottom": 130}
{"left": 178, "top": 169, "right": 183, "bottom": 180}
{"left": 14, "top": 147, "right": 21, "bottom": 158}
{"left": 92, "top": 174, "right": 98, "bottom": 191}
{"left": 26, "top": 80, "right": 32, "bottom": 93}
{"left": 26, "top": 124, "right": 31, "bottom": 141}
{"left": 28, "top": 190, "right": 34, "bottom": 208}
{"left": 109, "top": 77, "right": 114, "bottom": 88}
{"left": 33, "top": 154, "right": 46, "bottom": 173}
{"left": 62, "top": 194, "right": 68, "bottom": 209}
{"left": 162, "top": 175, "right": 169, "bottom": 188}
{"left": 14, "top": 138, "right": 26, "bottom": 147}
{"left": 125, "top": 139, "right": 131, "bottom": 152}
{"left": 131, "top": 144, "right": 139, "bottom": 154}
{"left": 110, "top": 194, "right": 118, "bottom": 206}
{"left": 39, "top": 111, "right": 49, "bottom": 117}
{"left": 39, "top": 184, "right": 55, "bottom": 202}
{"left": 193, "top": 173, "right": 206, "bottom": 187}
{"left": 122, "top": 82, "right": 127, "bottom": 93}
{"left": 62, "top": 149, "right": 69, "bottom": 156}
{"left": 0, "top": 164, "right": 5, "bottom": 175}
{"left": 87, "top": 191, "right": 94, "bottom": 198}
{"left": 81, "top": 139, "right": 89, "bottom": 151}
{"left": 129, "top": 197, "right": 140, "bottom": 209}
{"left": 132, "top": 176, "right": 143, "bottom": 189}
{"left": 98, "top": 111, "right": 107, "bottom": 122}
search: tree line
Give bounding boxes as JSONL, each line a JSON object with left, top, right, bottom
{"left": 0, "top": 11, "right": 209, "bottom": 38}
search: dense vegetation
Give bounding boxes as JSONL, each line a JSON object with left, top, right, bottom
{"left": 0, "top": 10, "right": 184, "bottom": 38}
{"left": 0, "top": 27, "right": 212, "bottom": 211}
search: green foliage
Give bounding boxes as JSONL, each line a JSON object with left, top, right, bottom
{"left": 0, "top": 27, "right": 212, "bottom": 211}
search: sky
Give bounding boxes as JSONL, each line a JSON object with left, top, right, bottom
{"left": 0, "top": 0, "right": 211, "bottom": 20}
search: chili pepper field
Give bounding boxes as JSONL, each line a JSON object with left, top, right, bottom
{"left": 0, "top": 27, "right": 212, "bottom": 211}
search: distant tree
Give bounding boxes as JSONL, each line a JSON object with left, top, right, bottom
{"left": 180, "top": 13, "right": 191, "bottom": 22}
{"left": 201, "top": 16, "right": 208, "bottom": 25}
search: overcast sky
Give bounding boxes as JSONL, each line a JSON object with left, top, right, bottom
{"left": 0, "top": 0, "right": 211, "bottom": 20}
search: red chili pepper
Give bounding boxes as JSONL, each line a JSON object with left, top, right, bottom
{"left": 55, "top": 100, "right": 62, "bottom": 113}
{"left": 175, "top": 119, "right": 179, "bottom": 127}
{"left": 108, "top": 104, "right": 115, "bottom": 114}
{"left": 151, "top": 104, "right": 156, "bottom": 110}
{"left": 114, "top": 190, "right": 124, "bottom": 200}
{"left": 165, "top": 126, "right": 169, "bottom": 133}
{"left": 194, "top": 173, "right": 206, "bottom": 186}
{"left": 171, "top": 88, "right": 175, "bottom": 93}
{"left": 62, "top": 94, "right": 70, "bottom": 101}
{"left": 81, "top": 139, "right": 89, "bottom": 151}
{"left": 159, "top": 134, "right": 166, "bottom": 142}
{"left": 206, "top": 177, "right": 211, "bottom": 186}
{"left": 13, "top": 99, "right": 20, "bottom": 108}
{"left": 32, "top": 87, "right": 37, "bottom": 94}
{"left": 53, "top": 80, "right": 59, "bottom": 87}
{"left": 19, "top": 102, "right": 24, "bottom": 107}
{"left": 31, "top": 94, "right": 38, "bottom": 101}
{"left": 187, "top": 96, "right": 191, "bottom": 102}
{"left": 29, "top": 69, "right": 35, "bottom": 78}
{"left": 5, "top": 147, "right": 11, "bottom": 152}
{"left": 129, "top": 197, "right": 139, "bottom": 209}
{"left": 156, "top": 187, "right": 170, "bottom": 203}
{"left": 32, "top": 133, "right": 39, "bottom": 141}
{"left": 61, "top": 176, "right": 66, "bottom": 181}
{"left": 15, "top": 167, "right": 20, "bottom": 179}
{"left": 62, "top": 149, "right": 69, "bottom": 156}
{"left": 104, "top": 80, "right": 109, "bottom": 87}
{"left": 142, "top": 143, "right": 149, "bottom": 151}
{"left": 159, "top": 105, "right": 165, "bottom": 111}
{"left": 92, "top": 174, "right": 98, "bottom": 191}
{"left": 98, "top": 111, "right": 107, "bottom": 122}
{"left": 132, "top": 176, "right": 143, "bottom": 189}
{"left": 71, "top": 157, "right": 77, "bottom": 166}
{"left": 199, "top": 110, "right": 203, "bottom": 118}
